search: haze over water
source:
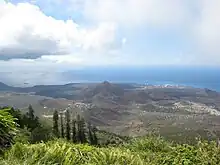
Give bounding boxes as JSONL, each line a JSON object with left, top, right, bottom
{"left": 1, "top": 66, "right": 220, "bottom": 92}
{"left": 64, "top": 66, "right": 220, "bottom": 92}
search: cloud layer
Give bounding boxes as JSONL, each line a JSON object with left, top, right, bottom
{"left": 31, "top": 0, "right": 220, "bottom": 63}
{"left": 193, "top": 0, "right": 220, "bottom": 63}
{"left": 76, "top": 0, "right": 220, "bottom": 63}
{"left": 81, "top": 0, "right": 190, "bottom": 28}
{"left": 0, "top": 1, "right": 123, "bottom": 59}
{"left": 1, "top": 0, "right": 220, "bottom": 63}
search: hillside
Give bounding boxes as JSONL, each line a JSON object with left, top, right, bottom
{"left": 1, "top": 81, "right": 220, "bottom": 141}
{"left": 1, "top": 105, "right": 220, "bottom": 165}
{"left": 0, "top": 82, "right": 13, "bottom": 91}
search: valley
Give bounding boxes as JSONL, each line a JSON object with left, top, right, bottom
{"left": 1, "top": 81, "right": 220, "bottom": 143}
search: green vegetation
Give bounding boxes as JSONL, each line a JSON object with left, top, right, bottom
{"left": 76, "top": 114, "right": 87, "bottom": 144}
{"left": 72, "top": 120, "right": 77, "bottom": 143}
{"left": 65, "top": 110, "right": 71, "bottom": 140}
{"left": 60, "top": 112, "right": 65, "bottom": 138}
{"left": 1, "top": 105, "right": 220, "bottom": 164}
{"left": 52, "top": 110, "right": 59, "bottom": 137}
{"left": 0, "top": 105, "right": 53, "bottom": 145}
{"left": 1, "top": 137, "right": 220, "bottom": 164}
{"left": 51, "top": 110, "right": 98, "bottom": 145}
{"left": 0, "top": 107, "right": 17, "bottom": 153}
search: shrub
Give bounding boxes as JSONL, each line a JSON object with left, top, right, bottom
{"left": 1, "top": 134, "right": 220, "bottom": 164}
{"left": 2, "top": 140, "right": 146, "bottom": 164}
{"left": 0, "top": 108, "right": 17, "bottom": 153}
{"left": 13, "top": 127, "right": 31, "bottom": 144}
{"left": 126, "top": 135, "right": 172, "bottom": 153}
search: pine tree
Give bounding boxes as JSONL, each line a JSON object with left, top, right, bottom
{"left": 26, "top": 105, "right": 39, "bottom": 131}
{"left": 76, "top": 114, "right": 87, "bottom": 144}
{"left": 34, "top": 116, "right": 40, "bottom": 127}
{"left": 60, "top": 112, "right": 65, "bottom": 138}
{"left": 88, "top": 122, "right": 94, "bottom": 145}
{"left": 72, "top": 119, "right": 77, "bottom": 143}
{"left": 65, "top": 109, "right": 71, "bottom": 140}
{"left": 27, "top": 105, "right": 34, "bottom": 120}
{"left": 92, "top": 126, "right": 98, "bottom": 145}
{"left": 52, "top": 110, "right": 59, "bottom": 137}
{"left": 80, "top": 117, "right": 87, "bottom": 143}
{"left": 76, "top": 114, "right": 81, "bottom": 142}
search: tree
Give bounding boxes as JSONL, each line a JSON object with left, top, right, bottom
{"left": 27, "top": 105, "right": 35, "bottom": 120}
{"left": 88, "top": 122, "right": 94, "bottom": 145}
{"left": 60, "top": 112, "right": 65, "bottom": 138}
{"left": 25, "top": 105, "right": 40, "bottom": 131}
{"left": 52, "top": 110, "right": 59, "bottom": 137}
{"left": 30, "top": 125, "right": 53, "bottom": 143}
{"left": 8, "top": 107, "right": 24, "bottom": 128}
{"left": 0, "top": 108, "right": 17, "bottom": 153}
{"left": 80, "top": 117, "right": 87, "bottom": 143}
{"left": 76, "top": 114, "right": 81, "bottom": 142}
{"left": 72, "top": 119, "right": 77, "bottom": 143}
{"left": 92, "top": 126, "right": 98, "bottom": 145}
{"left": 65, "top": 109, "right": 71, "bottom": 140}
{"left": 76, "top": 114, "right": 87, "bottom": 143}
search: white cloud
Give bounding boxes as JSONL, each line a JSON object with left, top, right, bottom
{"left": 0, "top": 1, "right": 123, "bottom": 59}
{"left": 31, "top": 0, "right": 191, "bottom": 28}
{"left": 192, "top": 0, "right": 220, "bottom": 64}
{"left": 68, "top": 0, "right": 220, "bottom": 64}
{"left": 1, "top": 0, "right": 220, "bottom": 66}
{"left": 79, "top": 0, "right": 190, "bottom": 28}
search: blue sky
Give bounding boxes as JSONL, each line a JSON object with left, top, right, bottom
{"left": 0, "top": 0, "right": 220, "bottom": 85}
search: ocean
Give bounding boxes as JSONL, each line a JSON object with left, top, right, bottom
{"left": 64, "top": 66, "right": 220, "bottom": 92}
{"left": 1, "top": 66, "right": 220, "bottom": 92}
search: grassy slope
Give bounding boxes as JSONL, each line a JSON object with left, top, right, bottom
{"left": 1, "top": 137, "right": 220, "bottom": 165}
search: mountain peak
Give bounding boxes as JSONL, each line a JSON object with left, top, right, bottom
{"left": 102, "top": 81, "right": 111, "bottom": 85}
{"left": 0, "top": 82, "right": 12, "bottom": 91}
{"left": 82, "top": 81, "right": 124, "bottom": 99}
{"left": 0, "top": 82, "right": 10, "bottom": 87}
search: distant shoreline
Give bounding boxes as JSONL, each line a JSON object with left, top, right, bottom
{"left": 1, "top": 80, "right": 220, "bottom": 93}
